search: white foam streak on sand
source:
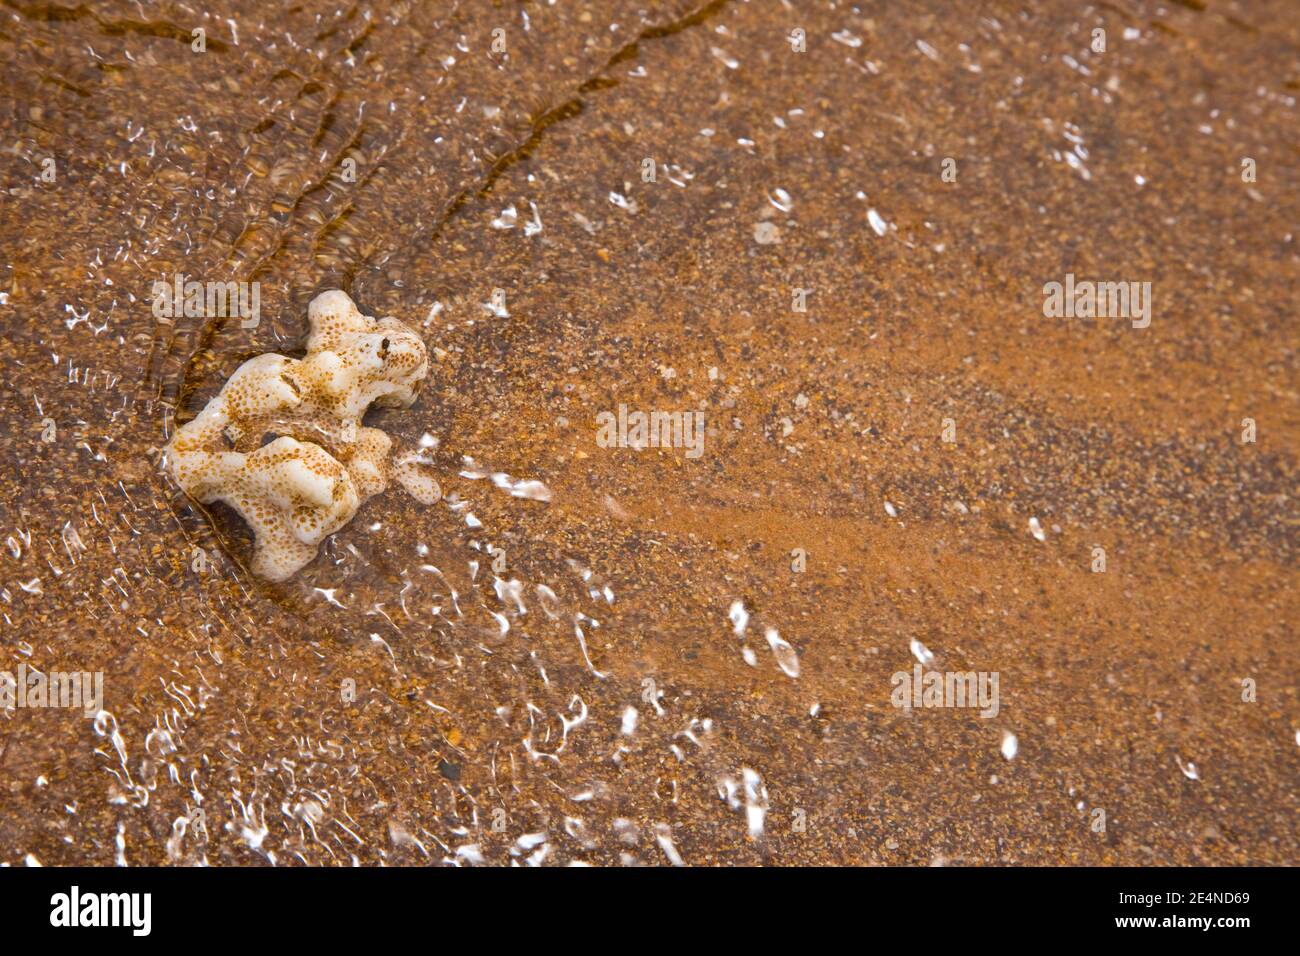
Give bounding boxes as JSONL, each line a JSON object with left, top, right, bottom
{"left": 1001, "top": 731, "right": 1019, "bottom": 761}
{"left": 764, "top": 627, "right": 800, "bottom": 678}
{"left": 460, "top": 456, "right": 552, "bottom": 501}
{"left": 729, "top": 600, "right": 749, "bottom": 636}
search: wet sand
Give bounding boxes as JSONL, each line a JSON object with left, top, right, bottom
{"left": 0, "top": 0, "right": 1296, "bottom": 865}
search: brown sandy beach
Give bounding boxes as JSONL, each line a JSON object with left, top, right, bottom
{"left": 0, "top": 0, "right": 1296, "bottom": 865}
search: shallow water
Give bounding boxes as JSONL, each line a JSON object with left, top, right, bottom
{"left": 1, "top": 0, "right": 1297, "bottom": 865}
